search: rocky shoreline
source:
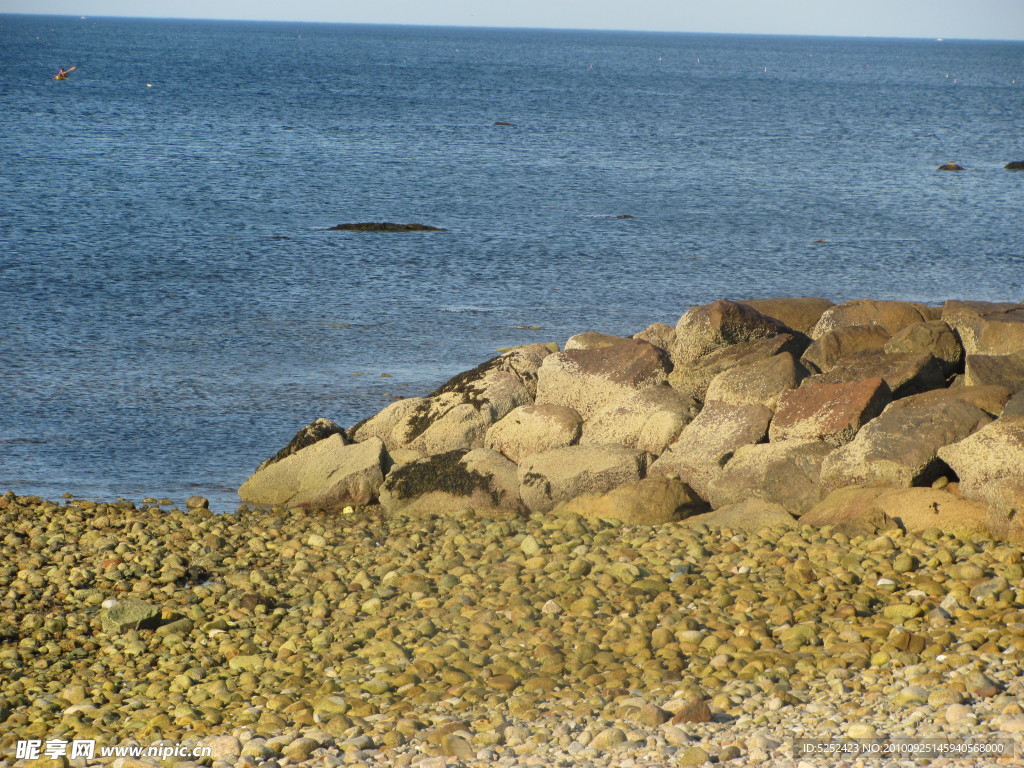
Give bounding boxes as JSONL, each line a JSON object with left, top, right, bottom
{"left": 2, "top": 494, "right": 1024, "bottom": 768}
{"left": 4, "top": 295, "right": 1024, "bottom": 768}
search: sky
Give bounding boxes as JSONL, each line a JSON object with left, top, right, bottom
{"left": 4, "top": 0, "right": 1024, "bottom": 41}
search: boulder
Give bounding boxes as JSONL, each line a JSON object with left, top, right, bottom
{"left": 554, "top": 478, "right": 707, "bottom": 525}
{"left": 101, "top": 598, "right": 162, "bottom": 634}
{"left": 632, "top": 321, "right": 676, "bottom": 351}
{"left": 256, "top": 417, "right": 348, "bottom": 472}
{"left": 807, "top": 352, "right": 947, "bottom": 399}
{"left": 769, "top": 377, "right": 891, "bottom": 446}
{"left": 941, "top": 300, "right": 1021, "bottom": 355}
{"left": 1006, "top": 390, "right": 1024, "bottom": 418}
{"left": 938, "top": 417, "right": 1024, "bottom": 510}
{"left": 648, "top": 401, "right": 773, "bottom": 499}
{"left": 883, "top": 321, "right": 963, "bottom": 375}
{"left": 705, "top": 439, "right": 833, "bottom": 515}
{"left": 239, "top": 435, "right": 388, "bottom": 509}
{"left": 736, "top": 297, "right": 835, "bottom": 335}
{"left": 484, "top": 404, "right": 582, "bottom": 463}
{"left": 390, "top": 345, "right": 551, "bottom": 454}
{"left": 704, "top": 352, "right": 804, "bottom": 410}
{"left": 810, "top": 299, "right": 939, "bottom": 340}
{"left": 958, "top": 307, "right": 1024, "bottom": 355}
{"left": 535, "top": 337, "right": 671, "bottom": 419}
{"left": 565, "top": 331, "right": 626, "bottom": 350}
{"left": 819, "top": 397, "right": 992, "bottom": 491}
{"left": 672, "top": 299, "right": 794, "bottom": 364}
{"left": 349, "top": 397, "right": 427, "bottom": 450}
{"left": 668, "top": 333, "right": 807, "bottom": 403}
{"left": 378, "top": 449, "right": 525, "bottom": 516}
{"left": 801, "top": 325, "right": 892, "bottom": 373}
{"left": 803, "top": 487, "right": 990, "bottom": 540}
{"left": 963, "top": 353, "right": 1024, "bottom": 391}
{"left": 580, "top": 385, "right": 699, "bottom": 454}
{"left": 937, "top": 162, "right": 965, "bottom": 171}
{"left": 875, "top": 384, "right": 1012, "bottom": 418}
{"left": 518, "top": 445, "right": 650, "bottom": 514}
{"left": 1006, "top": 161, "right": 1024, "bottom": 170}
{"left": 677, "top": 499, "right": 797, "bottom": 531}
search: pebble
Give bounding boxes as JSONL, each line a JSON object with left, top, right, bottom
{"left": 0, "top": 494, "right": 1021, "bottom": 768}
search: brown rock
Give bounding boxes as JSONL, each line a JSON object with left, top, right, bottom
{"left": 349, "top": 397, "right": 427, "bottom": 450}
{"left": 632, "top": 321, "right": 676, "bottom": 351}
{"left": 963, "top": 308, "right": 1024, "bottom": 355}
{"left": 819, "top": 397, "right": 992, "bottom": 491}
{"left": 672, "top": 299, "right": 794, "bottom": 364}
{"left": 554, "top": 478, "right": 707, "bottom": 525}
{"left": 705, "top": 440, "right": 833, "bottom": 515}
{"left": 679, "top": 499, "right": 797, "bottom": 531}
{"left": 810, "top": 298, "right": 939, "bottom": 339}
{"left": 808, "top": 352, "right": 947, "bottom": 399}
{"left": 963, "top": 353, "right": 1024, "bottom": 391}
{"left": 769, "top": 377, "right": 891, "bottom": 445}
{"left": 565, "top": 331, "right": 628, "bottom": 350}
{"left": 939, "top": 417, "right": 1024, "bottom": 510}
{"left": 736, "top": 297, "right": 835, "bottom": 335}
{"left": 536, "top": 337, "right": 671, "bottom": 419}
{"left": 518, "top": 444, "right": 651, "bottom": 514}
{"left": 669, "top": 698, "right": 713, "bottom": 724}
{"left": 668, "top": 333, "right": 808, "bottom": 403}
{"left": 886, "top": 384, "right": 1013, "bottom": 418}
{"left": 803, "top": 487, "right": 990, "bottom": 539}
{"left": 1006, "top": 390, "right": 1024, "bottom": 418}
{"left": 580, "top": 385, "right": 698, "bottom": 454}
{"left": 883, "top": 320, "right": 964, "bottom": 374}
{"left": 937, "top": 162, "right": 965, "bottom": 171}
{"left": 801, "top": 325, "right": 892, "bottom": 372}
{"left": 942, "top": 300, "right": 1022, "bottom": 355}
{"left": 648, "top": 401, "right": 773, "bottom": 499}
{"left": 704, "top": 352, "right": 805, "bottom": 410}
{"left": 484, "top": 404, "right": 582, "bottom": 463}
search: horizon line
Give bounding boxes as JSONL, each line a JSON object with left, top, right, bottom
{"left": 3, "top": 11, "right": 1022, "bottom": 44}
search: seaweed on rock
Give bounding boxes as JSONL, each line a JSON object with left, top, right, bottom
{"left": 383, "top": 450, "right": 502, "bottom": 506}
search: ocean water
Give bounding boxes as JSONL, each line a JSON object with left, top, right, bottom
{"left": 1, "top": 15, "right": 1022, "bottom": 511}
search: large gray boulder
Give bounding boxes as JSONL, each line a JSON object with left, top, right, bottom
{"left": 388, "top": 345, "right": 552, "bottom": 455}
{"left": 672, "top": 299, "right": 794, "bottom": 365}
{"left": 768, "top": 377, "right": 891, "bottom": 446}
{"left": 648, "top": 401, "right": 773, "bottom": 499}
{"left": 535, "top": 337, "right": 671, "bottom": 420}
{"left": 239, "top": 435, "right": 389, "bottom": 509}
{"left": 819, "top": 396, "right": 992, "bottom": 491}
{"left": 348, "top": 397, "right": 426, "bottom": 450}
{"left": 256, "top": 418, "right": 348, "bottom": 472}
{"left": 484, "top": 404, "right": 582, "bottom": 463}
{"left": 518, "top": 445, "right": 650, "bottom": 514}
{"left": 705, "top": 440, "right": 833, "bottom": 515}
{"left": 580, "top": 385, "right": 698, "bottom": 454}
{"left": 810, "top": 299, "right": 939, "bottom": 340}
{"left": 378, "top": 448, "right": 526, "bottom": 516}
{"left": 704, "top": 352, "right": 804, "bottom": 410}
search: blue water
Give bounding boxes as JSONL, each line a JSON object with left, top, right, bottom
{"left": 2, "top": 15, "right": 1022, "bottom": 511}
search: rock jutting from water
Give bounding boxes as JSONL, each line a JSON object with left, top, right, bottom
{"left": 327, "top": 222, "right": 448, "bottom": 232}
{"left": 241, "top": 296, "right": 1024, "bottom": 544}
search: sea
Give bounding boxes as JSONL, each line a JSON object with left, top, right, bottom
{"left": 1, "top": 15, "right": 1022, "bottom": 511}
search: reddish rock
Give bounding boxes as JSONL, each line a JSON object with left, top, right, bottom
{"left": 769, "top": 377, "right": 891, "bottom": 446}
{"left": 672, "top": 299, "right": 794, "bottom": 364}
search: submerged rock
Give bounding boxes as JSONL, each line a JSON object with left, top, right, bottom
{"left": 937, "top": 162, "right": 965, "bottom": 171}
{"left": 1004, "top": 160, "right": 1024, "bottom": 170}
{"left": 328, "top": 222, "right": 448, "bottom": 232}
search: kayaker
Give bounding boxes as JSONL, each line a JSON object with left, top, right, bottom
{"left": 55, "top": 66, "right": 75, "bottom": 79}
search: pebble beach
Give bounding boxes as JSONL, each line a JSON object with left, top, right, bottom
{"left": 2, "top": 493, "right": 1022, "bottom": 768}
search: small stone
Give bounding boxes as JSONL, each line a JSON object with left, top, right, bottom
{"left": 186, "top": 495, "right": 209, "bottom": 509}
{"left": 964, "top": 671, "right": 999, "bottom": 698}
{"left": 670, "top": 698, "right": 712, "bottom": 724}
{"left": 846, "top": 723, "right": 877, "bottom": 739}
{"left": 591, "top": 727, "right": 628, "bottom": 750}
{"left": 946, "top": 703, "right": 975, "bottom": 724}
{"left": 894, "top": 685, "right": 929, "bottom": 707}
{"left": 679, "top": 746, "right": 712, "bottom": 766}
{"left": 283, "top": 737, "right": 320, "bottom": 761}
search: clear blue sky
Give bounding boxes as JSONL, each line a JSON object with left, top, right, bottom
{"left": 6, "top": 0, "right": 1024, "bottom": 40}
